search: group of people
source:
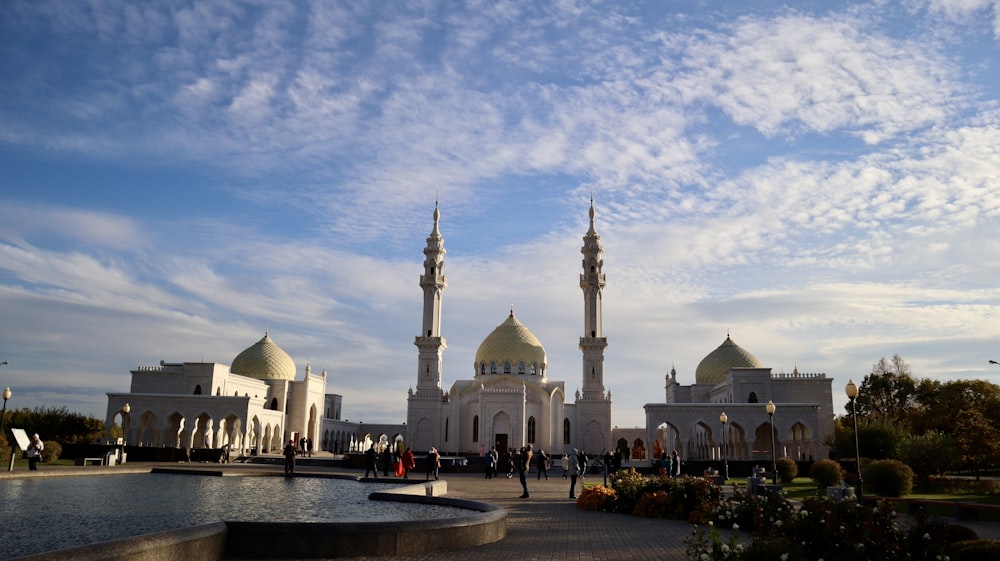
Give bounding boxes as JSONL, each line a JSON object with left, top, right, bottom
{"left": 657, "top": 449, "right": 682, "bottom": 477}
{"left": 481, "top": 445, "right": 592, "bottom": 499}
{"left": 363, "top": 444, "right": 441, "bottom": 480}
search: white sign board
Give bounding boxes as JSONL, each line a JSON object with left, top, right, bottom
{"left": 10, "top": 428, "right": 30, "bottom": 450}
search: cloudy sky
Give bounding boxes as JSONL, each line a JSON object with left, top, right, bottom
{"left": 2, "top": 1, "right": 1000, "bottom": 429}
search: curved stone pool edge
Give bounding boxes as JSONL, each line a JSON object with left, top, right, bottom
{"left": 9, "top": 479, "right": 507, "bottom": 561}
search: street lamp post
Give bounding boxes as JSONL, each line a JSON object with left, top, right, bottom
{"left": 1, "top": 387, "right": 11, "bottom": 441}
{"left": 2, "top": 386, "right": 12, "bottom": 472}
{"left": 845, "top": 379, "right": 863, "bottom": 503}
{"left": 120, "top": 403, "right": 130, "bottom": 465}
{"left": 765, "top": 400, "right": 777, "bottom": 484}
{"left": 719, "top": 412, "right": 728, "bottom": 482}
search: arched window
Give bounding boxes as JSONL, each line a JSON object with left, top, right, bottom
{"left": 563, "top": 418, "right": 571, "bottom": 444}
{"left": 748, "top": 392, "right": 759, "bottom": 403}
{"left": 490, "top": 362, "right": 498, "bottom": 374}
{"left": 503, "top": 361, "right": 512, "bottom": 374}
{"left": 472, "top": 415, "right": 479, "bottom": 442}
{"left": 530, "top": 363, "right": 537, "bottom": 375}
{"left": 270, "top": 397, "right": 278, "bottom": 410}
{"left": 216, "top": 387, "right": 222, "bottom": 396}
{"left": 445, "top": 418, "right": 449, "bottom": 442}
{"left": 527, "top": 417, "right": 536, "bottom": 443}
{"left": 193, "top": 384, "right": 202, "bottom": 395}
{"left": 480, "top": 363, "right": 486, "bottom": 375}
{"left": 518, "top": 362, "right": 525, "bottom": 374}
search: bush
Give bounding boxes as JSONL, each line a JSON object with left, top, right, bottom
{"left": 809, "top": 459, "right": 845, "bottom": 488}
{"left": 41, "top": 440, "right": 62, "bottom": 462}
{"left": 775, "top": 457, "right": 798, "bottom": 483}
{"left": 576, "top": 485, "right": 617, "bottom": 512}
{"left": 950, "top": 539, "right": 1000, "bottom": 561}
{"left": 863, "top": 459, "right": 914, "bottom": 497}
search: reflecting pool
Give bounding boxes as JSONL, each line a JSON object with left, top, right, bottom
{"left": 0, "top": 473, "right": 463, "bottom": 559}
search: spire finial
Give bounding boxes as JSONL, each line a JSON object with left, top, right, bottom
{"left": 509, "top": 301, "right": 514, "bottom": 317}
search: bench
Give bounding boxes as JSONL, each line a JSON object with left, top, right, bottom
{"left": 75, "top": 457, "right": 104, "bottom": 466}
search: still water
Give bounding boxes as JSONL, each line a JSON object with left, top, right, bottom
{"left": 0, "top": 473, "right": 463, "bottom": 559}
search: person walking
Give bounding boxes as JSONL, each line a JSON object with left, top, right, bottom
{"left": 518, "top": 444, "right": 533, "bottom": 498}
{"left": 426, "top": 447, "right": 441, "bottom": 480}
{"left": 364, "top": 444, "right": 379, "bottom": 478}
{"left": 26, "top": 434, "right": 44, "bottom": 471}
{"left": 381, "top": 446, "right": 392, "bottom": 477}
{"left": 569, "top": 448, "right": 581, "bottom": 498}
{"left": 400, "top": 447, "right": 416, "bottom": 479}
{"left": 283, "top": 439, "right": 297, "bottom": 476}
{"left": 536, "top": 449, "right": 550, "bottom": 480}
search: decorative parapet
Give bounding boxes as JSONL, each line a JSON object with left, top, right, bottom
{"left": 772, "top": 371, "right": 827, "bottom": 379}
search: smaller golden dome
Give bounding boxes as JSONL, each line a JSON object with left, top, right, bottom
{"left": 231, "top": 332, "right": 297, "bottom": 381}
{"left": 695, "top": 335, "right": 762, "bottom": 385}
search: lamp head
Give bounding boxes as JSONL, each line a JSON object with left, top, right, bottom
{"left": 765, "top": 400, "right": 776, "bottom": 415}
{"left": 719, "top": 411, "right": 728, "bottom": 424}
{"left": 845, "top": 379, "right": 859, "bottom": 399}
{"left": 2, "top": 387, "right": 11, "bottom": 400}
{"left": 122, "top": 403, "right": 131, "bottom": 414}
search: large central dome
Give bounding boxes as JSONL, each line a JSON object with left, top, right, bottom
{"left": 231, "top": 332, "right": 297, "bottom": 381}
{"left": 695, "top": 335, "right": 762, "bottom": 385}
{"left": 474, "top": 312, "right": 547, "bottom": 376}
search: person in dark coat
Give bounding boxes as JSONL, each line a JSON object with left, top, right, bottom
{"left": 365, "top": 444, "right": 379, "bottom": 478}
{"left": 283, "top": 439, "right": 297, "bottom": 476}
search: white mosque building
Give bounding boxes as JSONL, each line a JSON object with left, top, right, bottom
{"left": 406, "top": 201, "right": 614, "bottom": 456}
{"left": 104, "top": 332, "right": 329, "bottom": 457}
{"left": 103, "top": 200, "right": 833, "bottom": 467}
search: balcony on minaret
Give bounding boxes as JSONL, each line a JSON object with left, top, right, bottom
{"left": 420, "top": 273, "right": 447, "bottom": 285}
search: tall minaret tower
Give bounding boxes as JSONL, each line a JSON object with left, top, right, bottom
{"left": 579, "top": 197, "right": 608, "bottom": 400}
{"left": 415, "top": 201, "right": 447, "bottom": 393}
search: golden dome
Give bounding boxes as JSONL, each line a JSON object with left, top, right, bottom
{"left": 474, "top": 312, "right": 546, "bottom": 375}
{"left": 231, "top": 332, "right": 297, "bottom": 381}
{"left": 695, "top": 335, "right": 762, "bottom": 385}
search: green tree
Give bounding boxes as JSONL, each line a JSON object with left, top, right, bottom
{"left": 899, "top": 431, "right": 953, "bottom": 485}
{"left": 5, "top": 406, "right": 104, "bottom": 444}
{"left": 854, "top": 355, "right": 918, "bottom": 429}
{"left": 914, "top": 380, "right": 1000, "bottom": 476}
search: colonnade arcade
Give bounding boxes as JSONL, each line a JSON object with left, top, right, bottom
{"left": 649, "top": 416, "right": 818, "bottom": 463}
{"left": 110, "top": 408, "right": 285, "bottom": 455}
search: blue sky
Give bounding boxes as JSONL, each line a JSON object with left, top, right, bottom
{"left": 2, "top": 1, "right": 1000, "bottom": 429}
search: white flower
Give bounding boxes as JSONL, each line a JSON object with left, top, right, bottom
{"left": 923, "top": 533, "right": 931, "bottom": 540}
{"left": 708, "top": 521, "right": 714, "bottom": 527}
{"left": 780, "top": 554, "right": 789, "bottom": 561}
{"left": 721, "top": 544, "right": 730, "bottom": 553}
{"left": 732, "top": 523, "right": 739, "bottom": 530}
{"left": 701, "top": 553, "right": 710, "bottom": 561}
{"left": 775, "top": 520, "right": 783, "bottom": 527}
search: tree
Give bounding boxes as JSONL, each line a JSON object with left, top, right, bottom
{"left": 914, "top": 379, "right": 1000, "bottom": 476}
{"left": 899, "top": 431, "right": 954, "bottom": 485}
{"left": 854, "top": 355, "right": 918, "bottom": 429}
{"left": 5, "top": 406, "right": 104, "bottom": 444}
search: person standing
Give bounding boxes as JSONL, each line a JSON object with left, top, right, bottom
{"left": 518, "top": 444, "right": 533, "bottom": 498}
{"left": 536, "top": 449, "right": 550, "bottom": 480}
{"left": 401, "top": 447, "right": 416, "bottom": 479}
{"left": 484, "top": 447, "right": 496, "bottom": 479}
{"left": 569, "top": 448, "right": 581, "bottom": 498}
{"left": 426, "top": 447, "right": 441, "bottom": 480}
{"left": 26, "top": 434, "right": 44, "bottom": 471}
{"left": 380, "top": 446, "right": 392, "bottom": 477}
{"left": 283, "top": 439, "right": 297, "bottom": 476}
{"left": 364, "top": 444, "right": 379, "bottom": 478}
{"left": 671, "top": 449, "right": 681, "bottom": 476}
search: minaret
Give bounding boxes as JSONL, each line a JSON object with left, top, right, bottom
{"left": 579, "top": 197, "right": 608, "bottom": 400}
{"left": 414, "top": 201, "right": 447, "bottom": 393}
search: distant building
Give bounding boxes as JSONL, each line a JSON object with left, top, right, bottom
{"left": 406, "top": 201, "right": 614, "bottom": 456}
{"left": 643, "top": 335, "right": 834, "bottom": 465}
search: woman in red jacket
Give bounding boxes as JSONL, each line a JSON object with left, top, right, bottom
{"left": 401, "top": 447, "right": 416, "bottom": 479}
